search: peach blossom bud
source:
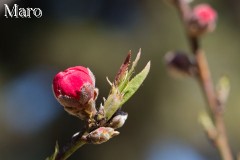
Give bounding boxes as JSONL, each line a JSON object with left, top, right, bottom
{"left": 189, "top": 4, "right": 217, "bottom": 36}
{"left": 52, "top": 66, "right": 97, "bottom": 120}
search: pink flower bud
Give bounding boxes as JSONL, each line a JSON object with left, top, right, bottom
{"left": 52, "top": 66, "right": 97, "bottom": 120}
{"left": 189, "top": 4, "right": 217, "bottom": 36}
{"left": 193, "top": 4, "right": 217, "bottom": 26}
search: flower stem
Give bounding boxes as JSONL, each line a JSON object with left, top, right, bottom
{"left": 57, "top": 140, "right": 86, "bottom": 160}
{"left": 173, "top": 0, "right": 233, "bottom": 159}
{"left": 55, "top": 131, "right": 88, "bottom": 160}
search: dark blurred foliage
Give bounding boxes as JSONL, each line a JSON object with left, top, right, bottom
{"left": 0, "top": 0, "right": 240, "bottom": 160}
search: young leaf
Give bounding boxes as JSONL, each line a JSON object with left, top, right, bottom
{"left": 128, "top": 49, "right": 141, "bottom": 78}
{"left": 46, "top": 142, "right": 59, "bottom": 160}
{"left": 216, "top": 76, "right": 230, "bottom": 107}
{"left": 120, "top": 61, "right": 150, "bottom": 106}
{"left": 114, "top": 51, "right": 131, "bottom": 86}
{"left": 198, "top": 112, "right": 217, "bottom": 140}
{"left": 118, "top": 49, "right": 141, "bottom": 92}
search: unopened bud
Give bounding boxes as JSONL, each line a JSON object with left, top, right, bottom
{"left": 86, "top": 127, "right": 119, "bottom": 144}
{"left": 188, "top": 4, "right": 217, "bottom": 36}
{"left": 108, "top": 111, "right": 128, "bottom": 129}
{"left": 165, "top": 51, "right": 197, "bottom": 77}
{"left": 52, "top": 66, "right": 98, "bottom": 120}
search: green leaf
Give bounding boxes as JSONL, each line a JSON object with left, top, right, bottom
{"left": 121, "top": 61, "right": 150, "bottom": 106}
{"left": 46, "top": 142, "right": 59, "bottom": 160}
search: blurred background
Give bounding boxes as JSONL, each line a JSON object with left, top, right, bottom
{"left": 0, "top": 0, "right": 240, "bottom": 159}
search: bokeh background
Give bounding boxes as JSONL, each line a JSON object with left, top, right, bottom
{"left": 0, "top": 0, "right": 240, "bottom": 159}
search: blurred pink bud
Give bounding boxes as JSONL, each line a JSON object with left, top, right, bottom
{"left": 189, "top": 4, "right": 217, "bottom": 36}
{"left": 52, "top": 66, "right": 97, "bottom": 119}
{"left": 193, "top": 4, "right": 217, "bottom": 26}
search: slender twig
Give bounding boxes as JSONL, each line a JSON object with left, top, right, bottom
{"left": 55, "top": 131, "right": 88, "bottom": 160}
{"left": 58, "top": 140, "right": 86, "bottom": 160}
{"left": 196, "top": 50, "right": 233, "bottom": 160}
{"left": 173, "top": 0, "right": 233, "bottom": 160}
